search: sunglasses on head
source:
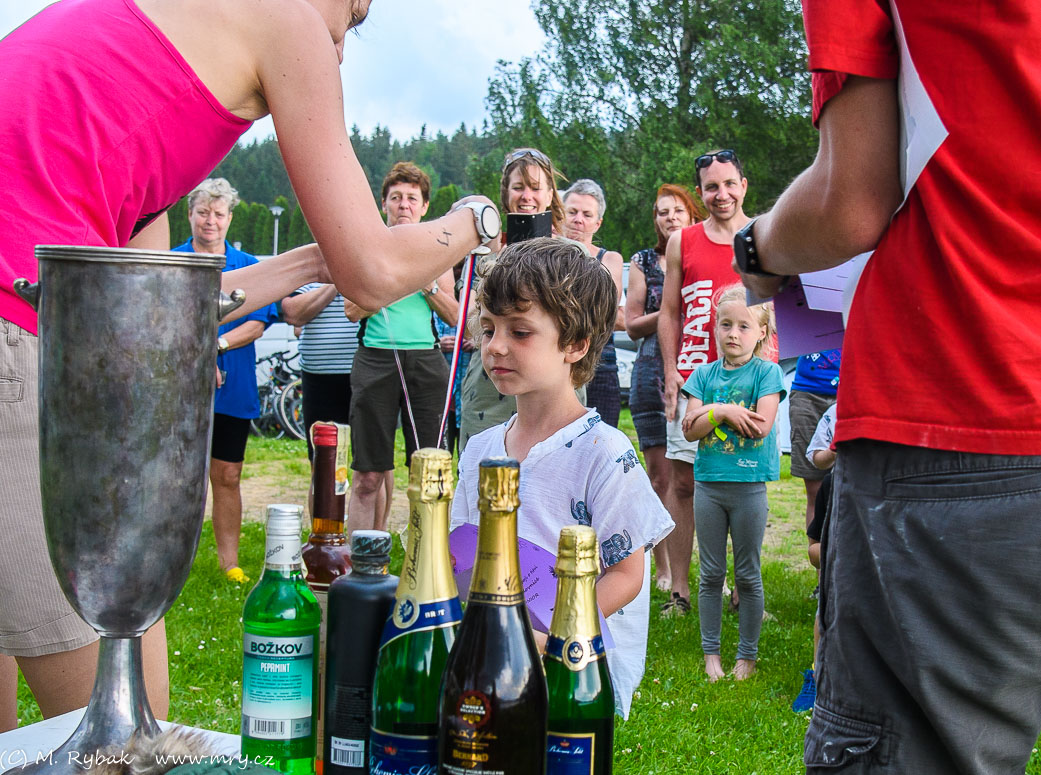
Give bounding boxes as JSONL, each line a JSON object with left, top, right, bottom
{"left": 503, "top": 147, "right": 552, "bottom": 173}
{"left": 695, "top": 149, "right": 738, "bottom": 169}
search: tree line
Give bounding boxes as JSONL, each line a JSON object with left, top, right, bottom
{"left": 171, "top": 0, "right": 816, "bottom": 261}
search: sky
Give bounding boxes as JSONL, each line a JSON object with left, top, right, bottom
{"left": 0, "top": 0, "right": 546, "bottom": 144}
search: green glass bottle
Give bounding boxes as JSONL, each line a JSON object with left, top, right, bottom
{"left": 242, "top": 504, "right": 322, "bottom": 775}
{"left": 369, "top": 448, "right": 462, "bottom": 773}
{"left": 438, "top": 458, "right": 548, "bottom": 774}
{"left": 544, "top": 526, "right": 615, "bottom": 775}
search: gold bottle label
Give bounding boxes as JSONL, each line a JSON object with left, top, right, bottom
{"left": 469, "top": 460, "right": 524, "bottom": 606}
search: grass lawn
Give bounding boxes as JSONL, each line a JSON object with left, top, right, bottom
{"left": 16, "top": 409, "right": 1041, "bottom": 773}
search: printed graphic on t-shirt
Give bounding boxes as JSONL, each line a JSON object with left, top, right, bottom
{"left": 601, "top": 530, "right": 632, "bottom": 567}
{"left": 678, "top": 279, "right": 714, "bottom": 372}
{"left": 570, "top": 499, "right": 592, "bottom": 526}
{"left": 702, "top": 388, "right": 765, "bottom": 458}
{"left": 615, "top": 450, "right": 639, "bottom": 473}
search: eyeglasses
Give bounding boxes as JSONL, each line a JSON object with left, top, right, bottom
{"left": 502, "top": 148, "right": 552, "bottom": 173}
{"left": 695, "top": 149, "right": 738, "bottom": 169}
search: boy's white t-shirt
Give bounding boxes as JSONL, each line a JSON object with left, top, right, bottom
{"left": 806, "top": 404, "right": 837, "bottom": 465}
{"left": 450, "top": 409, "right": 674, "bottom": 719}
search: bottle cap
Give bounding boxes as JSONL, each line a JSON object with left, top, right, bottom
{"left": 265, "top": 504, "right": 303, "bottom": 536}
{"left": 408, "top": 448, "right": 455, "bottom": 502}
{"left": 351, "top": 530, "right": 392, "bottom": 563}
{"left": 477, "top": 457, "right": 520, "bottom": 514}
{"left": 312, "top": 421, "right": 338, "bottom": 446}
{"left": 555, "top": 525, "right": 600, "bottom": 577}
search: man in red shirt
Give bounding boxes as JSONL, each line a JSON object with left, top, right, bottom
{"left": 735, "top": 1, "right": 1041, "bottom": 772}
{"left": 657, "top": 151, "right": 746, "bottom": 614}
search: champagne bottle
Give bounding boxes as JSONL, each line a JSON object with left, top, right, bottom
{"left": 438, "top": 458, "right": 548, "bottom": 775}
{"left": 303, "top": 421, "right": 352, "bottom": 768}
{"left": 242, "top": 504, "right": 322, "bottom": 775}
{"left": 370, "top": 448, "right": 462, "bottom": 773}
{"left": 324, "top": 530, "right": 398, "bottom": 774}
{"left": 544, "top": 526, "right": 614, "bottom": 775}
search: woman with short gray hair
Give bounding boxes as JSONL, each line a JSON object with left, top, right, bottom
{"left": 563, "top": 179, "right": 625, "bottom": 427}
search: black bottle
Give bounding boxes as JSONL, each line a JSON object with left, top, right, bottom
{"left": 323, "top": 530, "right": 398, "bottom": 774}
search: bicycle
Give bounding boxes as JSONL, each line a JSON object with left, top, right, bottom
{"left": 278, "top": 377, "right": 305, "bottom": 440}
{"left": 251, "top": 350, "right": 305, "bottom": 440}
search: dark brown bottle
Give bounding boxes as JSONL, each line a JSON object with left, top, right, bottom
{"left": 437, "top": 458, "right": 548, "bottom": 774}
{"left": 302, "top": 421, "right": 352, "bottom": 770}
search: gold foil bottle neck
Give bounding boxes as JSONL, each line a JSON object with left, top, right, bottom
{"left": 548, "top": 526, "right": 603, "bottom": 668}
{"left": 408, "top": 448, "right": 455, "bottom": 502}
{"left": 477, "top": 457, "right": 520, "bottom": 514}
{"left": 555, "top": 526, "right": 600, "bottom": 578}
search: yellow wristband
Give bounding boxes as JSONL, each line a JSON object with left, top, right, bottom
{"left": 707, "top": 408, "right": 727, "bottom": 440}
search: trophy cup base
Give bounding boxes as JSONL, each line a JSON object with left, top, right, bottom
{"left": 4, "top": 637, "right": 159, "bottom": 775}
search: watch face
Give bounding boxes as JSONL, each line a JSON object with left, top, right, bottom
{"left": 479, "top": 206, "right": 501, "bottom": 239}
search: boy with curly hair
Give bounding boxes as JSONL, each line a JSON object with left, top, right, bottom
{"left": 451, "top": 237, "right": 673, "bottom": 718}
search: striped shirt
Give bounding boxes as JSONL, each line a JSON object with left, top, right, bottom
{"left": 294, "top": 283, "right": 359, "bottom": 374}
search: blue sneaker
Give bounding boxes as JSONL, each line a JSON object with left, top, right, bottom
{"left": 792, "top": 668, "right": 816, "bottom": 713}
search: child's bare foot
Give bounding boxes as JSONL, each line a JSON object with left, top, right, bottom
{"left": 704, "top": 654, "right": 725, "bottom": 683}
{"left": 655, "top": 574, "right": 672, "bottom": 592}
{"left": 732, "top": 658, "right": 756, "bottom": 681}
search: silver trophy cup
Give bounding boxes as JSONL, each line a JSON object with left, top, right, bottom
{"left": 10, "top": 245, "right": 245, "bottom": 772}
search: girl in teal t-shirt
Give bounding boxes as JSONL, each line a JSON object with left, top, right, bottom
{"left": 680, "top": 284, "right": 785, "bottom": 683}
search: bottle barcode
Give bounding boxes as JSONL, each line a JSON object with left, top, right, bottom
{"left": 250, "top": 718, "right": 287, "bottom": 736}
{"left": 330, "top": 747, "right": 364, "bottom": 767}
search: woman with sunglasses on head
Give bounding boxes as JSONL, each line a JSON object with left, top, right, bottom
{"left": 626, "top": 184, "right": 704, "bottom": 591}
{"left": 458, "top": 147, "right": 590, "bottom": 451}
{"left": 0, "top": 0, "right": 498, "bottom": 732}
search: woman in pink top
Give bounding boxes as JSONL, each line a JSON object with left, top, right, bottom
{"left": 0, "top": 0, "right": 499, "bottom": 731}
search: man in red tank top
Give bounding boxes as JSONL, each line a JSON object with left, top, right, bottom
{"left": 656, "top": 150, "right": 748, "bottom": 614}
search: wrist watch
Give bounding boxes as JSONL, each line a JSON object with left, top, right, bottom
{"left": 425, "top": 281, "right": 439, "bottom": 296}
{"left": 217, "top": 336, "right": 230, "bottom": 355}
{"left": 456, "top": 202, "right": 502, "bottom": 245}
{"left": 733, "top": 218, "right": 782, "bottom": 277}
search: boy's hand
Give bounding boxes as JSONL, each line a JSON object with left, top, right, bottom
{"left": 718, "top": 405, "right": 766, "bottom": 438}
{"left": 532, "top": 628, "right": 548, "bottom": 654}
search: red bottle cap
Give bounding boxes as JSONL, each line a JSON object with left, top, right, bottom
{"left": 312, "top": 422, "right": 338, "bottom": 446}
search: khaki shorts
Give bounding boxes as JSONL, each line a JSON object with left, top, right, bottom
{"left": 665, "top": 394, "right": 699, "bottom": 465}
{"left": 0, "top": 320, "right": 97, "bottom": 656}
{"left": 349, "top": 344, "right": 449, "bottom": 472}
{"left": 788, "top": 390, "right": 836, "bottom": 480}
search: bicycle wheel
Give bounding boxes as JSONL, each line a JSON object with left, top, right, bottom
{"left": 277, "top": 378, "right": 306, "bottom": 440}
{"left": 250, "top": 388, "right": 286, "bottom": 439}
